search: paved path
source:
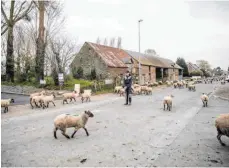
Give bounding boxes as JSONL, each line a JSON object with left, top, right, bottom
{"left": 1, "top": 83, "right": 229, "bottom": 167}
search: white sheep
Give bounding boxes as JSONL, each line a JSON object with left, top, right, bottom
{"left": 119, "top": 88, "right": 125, "bottom": 96}
{"left": 132, "top": 86, "right": 141, "bottom": 95}
{"left": 81, "top": 90, "right": 92, "bottom": 103}
{"left": 188, "top": 84, "right": 196, "bottom": 91}
{"left": 146, "top": 87, "right": 153, "bottom": 95}
{"left": 215, "top": 113, "right": 229, "bottom": 146}
{"left": 200, "top": 93, "right": 209, "bottom": 107}
{"left": 173, "top": 83, "right": 178, "bottom": 89}
{"left": 114, "top": 86, "right": 122, "bottom": 93}
{"left": 42, "top": 93, "right": 56, "bottom": 109}
{"left": 29, "top": 90, "right": 45, "bottom": 108}
{"left": 140, "top": 85, "right": 148, "bottom": 95}
{"left": 62, "top": 91, "right": 79, "bottom": 104}
{"left": 1, "top": 98, "right": 14, "bottom": 113}
{"left": 53, "top": 110, "right": 94, "bottom": 139}
{"left": 163, "top": 95, "right": 174, "bottom": 111}
{"left": 31, "top": 93, "right": 45, "bottom": 109}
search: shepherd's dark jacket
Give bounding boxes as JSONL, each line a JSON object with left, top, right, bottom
{"left": 123, "top": 75, "right": 132, "bottom": 88}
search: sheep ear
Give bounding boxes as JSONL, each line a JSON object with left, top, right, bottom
{"left": 84, "top": 111, "right": 87, "bottom": 113}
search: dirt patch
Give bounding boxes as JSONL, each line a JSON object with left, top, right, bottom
{"left": 214, "top": 84, "right": 229, "bottom": 99}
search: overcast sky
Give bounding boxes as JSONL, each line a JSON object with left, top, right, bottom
{"left": 63, "top": 0, "right": 229, "bottom": 70}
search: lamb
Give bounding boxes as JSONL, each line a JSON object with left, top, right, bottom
{"left": 215, "top": 113, "right": 229, "bottom": 146}
{"left": 132, "top": 86, "right": 141, "bottom": 95}
{"left": 146, "top": 87, "right": 153, "bottom": 95}
{"left": 163, "top": 95, "right": 174, "bottom": 111}
{"left": 42, "top": 93, "right": 56, "bottom": 109}
{"left": 114, "top": 86, "right": 122, "bottom": 93}
{"left": 188, "top": 84, "right": 196, "bottom": 91}
{"left": 140, "top": 85, "right": 148, "bottom": 94}
{"left": 53, "top": 110, "right": 94, "bottom": 139}
{"left": 173, "top": 83, "right": 178, "bottom": 88}
{"left": 63, "top": 91, "right": 78, "bottom": 104}
{"left": 200, "top": 93, "right": 209, "bottom": 107}
{"left": 29, "top": 90, "right": 45, "bottom": 108}
{"left": 119, "top": 88, "right": 125, "bottom": 96}
{"left": 1, "top": 98, "right": 14, "bottom": 113}
{"left": 31, "top": 93, "right": 45, "bottom": 109}
{"left": 81, "top": 90, "right": 92, "bottom": 103}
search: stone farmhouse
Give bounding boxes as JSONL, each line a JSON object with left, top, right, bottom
{"left": 70, "top": 42, "right": 183, "bottom": 84}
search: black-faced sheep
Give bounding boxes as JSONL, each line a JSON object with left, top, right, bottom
{"left": 81, "top": 90, "right": 92, "bottom": 103}
{"left": 215, "top": 113, "right": 229, "bottom": 146}
{"left": 53, "top": 110, "right": 94, "bottom": 139}
{"left": 29, "top": 90, "right": 45, "bottom": 108}
{"left": 163, "top": 95, "right": 174, "bottom": 111}
{"left": 62, "top": 91, "right": 78, "bottom": 104}
{"left": 42, "top": 93, "right": 56, "bottom": 109}
{"left": 200, "top": 93, "right": 209, "bottom": 107}
{"left": 1, "top": 98, "right": 14, "bottom": 113}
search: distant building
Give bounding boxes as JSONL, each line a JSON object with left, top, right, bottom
{"left": 70, "top": 42, "right": 183, "bottom": 84}
{"left": 187, "top": 62, "right": 201, "bottom": 73}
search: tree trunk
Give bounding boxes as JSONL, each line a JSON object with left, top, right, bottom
{"left": 5, "top": 1, "right": 15, "bottom": 82}
{"left": 35, "top": 1, "right": 45, "bottom": 82}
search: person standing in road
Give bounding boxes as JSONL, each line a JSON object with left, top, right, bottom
{"left": 123, "top": 70, "right": 132, "bottom": 105}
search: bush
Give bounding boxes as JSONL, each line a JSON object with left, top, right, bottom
{"left": 74, "top": 67, "right": 84, "bottom": 79}
{"left": 190, "top": 70, "right": 203, "bottom": 77}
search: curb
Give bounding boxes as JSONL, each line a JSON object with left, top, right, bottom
{"left": 1, "top": 91, "right": 30, "bottom": 96}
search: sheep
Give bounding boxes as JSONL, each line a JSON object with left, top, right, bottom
{"left": 53, "top": 110, "right": 94, "bottom": 139}
{"left": 29, "top": 90, "right": 45, "bottom": 108}
{"left": 133, "top": 84, "right": 140, "bottom": 88}
{"left": 153, "top": 82, "right": 158, "bottom": 86}
{"left": 81, "top": 90, "right": 92, "bottom": 103}
{"left": 177, "top": 81, "right": 184, "bottom": 89}
{"left": 114, "top": 86, "right": 122, "bottom": 93}
{"left": 140, "top": 85, "right": 148, "bottom": 95}
{"left": 166, "top": 81, "right": 172, "bottom": 86}
{"left": 31, "top": 93, "right": 45, "bottom": 109}
{"left": 62, "top": 91, "right": 78, "bottom": 104}
{"left": 215, "top": 113, "right": 229, "bottom": 146}
{"left": 146, "top": 86, "right": 153, "bottom": 95}
{"left": 163, "top": 95, "right": 174, "bottom": 111}
{"left": 200, "top": 93, "right": 209, "bottom": 107}
{"left": 1, "top": 98, "right": 14, "bottom": 113}
{"left": 119, "top": 88, "right": 125, "bottom": 96}
{"left": 158, "top": 81, "right": 163, "bottom": 85}
{"left": 188, "top": 84, "right": 196, "bottom": 91}
{"left": 173, "top": 83, "right": 178, "bottom": 89}
{"left": 132, "top": 86, "right": 141, "bottom": 95}
{"left": 42, "top": 93, "right": 56, "bottom": 109}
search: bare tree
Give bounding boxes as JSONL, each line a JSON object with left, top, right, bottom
{"left": 117, "top": 36, "right": 122, "bottom": 48}
{"left": 103, "top": 38, "right": 108, "bottom": 46}
{"left": 109, "top": 37, "right": 115, "bottom": 47}
{"left": 47, "top": 36, "right": 77, "bottom": 85}
{"left": 96, "top": 37, "right": 100, "bottom": 44}
{"left": 1, "top": 0, "right": 33, "bottom": 82}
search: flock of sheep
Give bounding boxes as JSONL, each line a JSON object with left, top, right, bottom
{"left": 1, "top": 76, "right": 228, "bottom": 146}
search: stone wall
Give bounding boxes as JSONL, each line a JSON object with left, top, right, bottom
{"left": 71, "top": 43, "right": 108, "bottom": 78}
{"left": 1, "top": 85, "right": 43, "bottom": 95}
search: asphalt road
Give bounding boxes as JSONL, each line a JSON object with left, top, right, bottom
{"left": 1, "top": 93, "right": 29, "bottom": 105}
{"left": 1, "top": 83, "right": 229, "bottom": 167}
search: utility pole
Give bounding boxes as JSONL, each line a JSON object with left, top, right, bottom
{"left": 138, "top": 19, "right": 143, "bottom": 84}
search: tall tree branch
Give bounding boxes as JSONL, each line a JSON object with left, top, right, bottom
{"left": 14, "top": 1, "right": 33, "bottom": 23}
{"left": 1, "top": 2, "right": 9, "bottom": 23}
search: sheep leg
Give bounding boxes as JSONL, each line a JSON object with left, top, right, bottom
{"left": 73, "top": 97, "right": 76, "bottom": 102}
{"left": 70, "top": 98, "right": 72, "bottom": 102}
{"left": 51, "top": 101, "right": 56, "bottom": 106}
{"left": 4, "top": 107, "right": 7, "bottom": 113}
{"left": 54, "top": 127, "right": 58, "bottom": 139}
{"left": 89, "top": 97, "right": 91, "bottom": 102}
{"left": 81, "top": 97, "right": 84, "bottom": 103}
{"left": 217, "top": 129, "right": 226, "bottom": 146}
{"left": 163, "top": 104, "right": 166, "bottom": 111}
{"left": 83, "top": 127, "right": 89, "bottom": 136}
{"left": 71, "top": 128, "right": 78, "bottom": 138}
{"left": 30, "top": 98, "right": 34, "bottom": 109}
{"left": 205, "top": 101, "right": 208, "bottom": 107}
{"left": 61, "top": 129, "right": 70, "bottom": 139}
{"left": 202, "top": 101, "right": 205, "bottom": 107}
